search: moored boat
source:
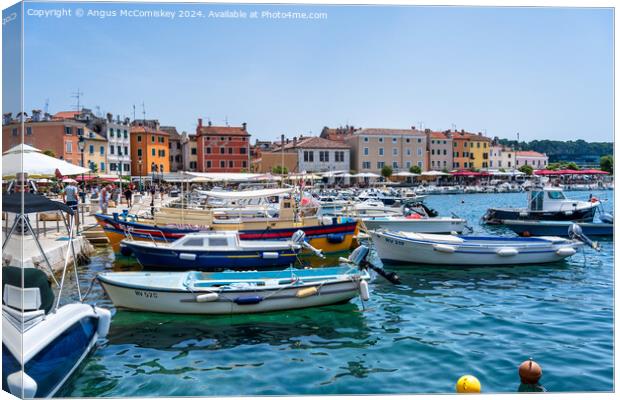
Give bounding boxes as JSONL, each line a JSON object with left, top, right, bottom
{"left": 369, "top": 230, "right": 584, "bottom": 266}
{"left": 502, "top": 219, "right": 613, "bottom": 237}
{"left": 482, "top": 187, "right": 599, "bottom": 224}
{"left": 121, "top": 230, "right": 312, "bottom": 270}
{"left": 97, "top": 246, "right": 375, "bottom": 315}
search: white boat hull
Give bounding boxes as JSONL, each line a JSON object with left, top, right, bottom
{"left": 369, "top": 231, "right": 581, "bottom": 265}
{"left": 99, "top": 279, "right": 362, "bottom": 314}
{"left": 363, "top": 218, "right": 465, "bottom": 234}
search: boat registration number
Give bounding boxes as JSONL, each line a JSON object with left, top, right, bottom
{"left": 134, "top": 290, "right": 159, "bottom": 298}
{"left": 385, "top": 237, "right": 405, "bottom": 246}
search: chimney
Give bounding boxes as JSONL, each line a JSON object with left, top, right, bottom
{"left": 461, "top": 129, "right": 465, "bottom": 133}
{"left": 116, "top": 114, "right": 120, "bottom": 123}
{"left": 31, "top": 109, "right": 42, "bottom": 122}
{"left": 106, "top": 112, "right": 113, "bottom": 122}
{"left": 242, "top": 122, "right": 247, "bottom": 131}
{"left": 293, "top": 136, "right": 297, "bottom": 147}
{"left": 411, "top": 126, "right": 416, "bottom": 130}
{"left": 208, "top": 120, "right": 212, "bottom": 127}
{"left": 43, "top": 113, "right": 51, "bottom": 121}
{"left": 198, "top": 118, "right": 203, "bottom": 128}
{"left": 3, "top": 112, "right": 12, "bottom": 125}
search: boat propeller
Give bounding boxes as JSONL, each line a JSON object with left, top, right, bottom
{"left": 568, "top": 224, "right": 600, "bottom": 251}
{"left": 291, "top": 230, "right": 325, "bottom": 258}
{"left": 340, "top": 245, "right": 401, "bottom": 285}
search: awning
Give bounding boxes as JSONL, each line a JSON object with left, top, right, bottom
{"left": 195, "top": 187, "right": 293, "bottom": 199}
{"left": 2, "top": 192, "right": 74, "bottom": 215}
{"left": 3, "top": 144, "right": 89, "bottom": 177}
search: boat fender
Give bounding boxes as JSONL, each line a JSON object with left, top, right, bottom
{"left": 7, "top": 371, "right": 37, "bottom": 398}
{"left": 359, "top": 280, "right": 370, "bottom": 301}
{"left": 95, "top": 307, "right": 112, "bottom": 338}
{"left": 519, "top": 211, "right": 528, "bottom": 217}
{"left": 179, "top": 253, "right": 197, "bottom": 261}
{"left": 322, "top": 216, "right": 333, "bottom": 226}
{"left": 234, "top": 295, "right": 263, "bottom": 305}
{"left": 262, "top": 252, "right": 279, "bottom": 259}
{"left": 406, "top": 214, "right": 422, "bottom": 219}
{"left": 496, "top": 247, "right": 519, "bottom": 257}
{"left": 327, "top": 233, "right": 345, "bottom": 244}
{"left": 433, "top": 244, "right": 456, "bottom": 253}
{"left": 564, "top": 210, "right": 573, "bottom": 216}
{"left": 556, "top": 247, "right": 577, "bottom": 257}
{"left": 296, "top": 286, "right": 318, "bottom": 298}
{"left": 196, "top": 292, "right": 219, "bottom": 302}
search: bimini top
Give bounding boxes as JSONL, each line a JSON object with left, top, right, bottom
{"left": 196, "top": 187, "right": 293, "bottom": 199}
{"left": 2, "top": 192, "right": 74, "bottom": 215}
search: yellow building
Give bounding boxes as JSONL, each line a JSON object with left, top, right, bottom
{"left": 468, "top": 134, "right": 491, "bottom": 170}
{"left": 83, "top": 129, "right": 108, "bottom": 173}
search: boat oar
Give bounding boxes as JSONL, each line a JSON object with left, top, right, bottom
{"left": 568, "top": 223, "right": 600, "bottom": 251}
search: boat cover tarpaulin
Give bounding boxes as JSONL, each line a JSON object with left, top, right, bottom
{"left": 195, "top": 188, "right": 293, "bottom": 199}
{"left": 2, "top": 192, "right": 74, "bottom": 215}
{"left": 185, "top": 172, "right": 280, "bottom": 182}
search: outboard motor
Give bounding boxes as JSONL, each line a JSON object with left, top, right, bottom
{"left": 341, "top": 245, "right": 401, "bottom": 284}
{"left": 291, "top": 230, "right": 324, "bottom": 258}
{"left": 568, "top": 224, "right": 600, "bottom": 251}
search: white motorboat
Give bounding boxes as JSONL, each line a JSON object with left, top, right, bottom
{"left": 97, "top": 246, "right": 377, "bottom": 315}
{"left": 2, "top": 193, "right": 111, "bottom": 398}
{"left": 369, "top": 229, "right": 585, "bottom": 266}
{"left": 362, "top": 202, "right": 467, "bottom": 234}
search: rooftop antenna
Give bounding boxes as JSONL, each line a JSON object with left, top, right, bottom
{"left": 225, "top": 115, "right": 229, "bottom": 127}
{"left": 44, "top": 98, "right": 49, "bottom": 114}
{"left": 71, "top": 88, "right": 83, "bottom": 112}
{"left": 141, "top": 102, "right": 146, "bottom": 122}
{"left": 132, "top": 104, "right": 136, "bottom": 121}
{"left": 451, "top": 123, "right": 456, "bottom": 131}
{"left": 95, "top": 105, "right": 101, "bottom": 117}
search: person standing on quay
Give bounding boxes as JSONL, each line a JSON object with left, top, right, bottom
{"left": 99, "top": 185, "right": 110, "bottom": 215}
{"left": 61, "top": 181, "right": 80, "bottom": 226}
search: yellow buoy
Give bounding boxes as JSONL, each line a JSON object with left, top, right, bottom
{"left": 456, "top": 375, "right": 481, "bottom": 393}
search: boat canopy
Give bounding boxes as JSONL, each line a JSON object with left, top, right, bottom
{"left": 2, "top": 192, "right": 74, "bottom": 215}
{"left": 195, "top": 187, "right": 293, "bottom": 199}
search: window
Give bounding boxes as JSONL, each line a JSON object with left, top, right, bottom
{"left": 220, "top": 147, "right": 225, "bottom": 154}
{"left": 417, "top": 138, "right": 422, "bottom": 143}
{"left": 378, "top": 137, "right": 384, "bottom": 143}
{"left": 417, "top": 161, "right": 423, "bottom": 167}
{"left": 117, "top": 146, "right": 122, "bottom": 155}
{"left": 392, "top": 161, "right": 398, "bottom": 168}
{"left": 77, "top": 128, "right": 84, "bottom": 136}
{"left": 137, "top": 135, "right": 142, "bottom": 142}
{"left": 242, "top": 161, "right": 247, "bottom": 168}
{"left": 417, "top": 148, "right": 422, "bottom": 156}
{"left": 362, "top": 161, "right": 371, "bottom": 169}
{"left": 160, "top": 164, "right": 163, "bottom": 172}
{"left": 152, "top": 148, "right": 156, "bottom": 156}
{"left": 207, "top": 238, "right": 228, "bottom": 247}
{"left": 228, "top": 148, "right": 233, "bottom": 154}
{"left": 240, "top": 147, "right": 246, "bottom": 154}
{"left": 303, "top": 151, "right": 314, "bottom": 162}
{"left": 206, "top": 161, "right": 211, "bottom": 168}
{"left": 110, "top": 145, "right": 115, "bottom": 154}
{"left": 335, "top": 151, "right": 344, "bottom": 162}
{"left": 183, "top": 238, "right": 204, "bottom": 247}
{"left": 65, "top": 127, "right": 72, "bottom": 135}
{"left": 406, "top": 161, "right": 411, "bottom": 168}
{"left": 191, "top": 148, "right": 197, "bottom": 155}
{"left": 454, "top": 152, "right": 459, "bottom": 157}
{"left": 151, "top": 135, "right": 155, "bottom": 143}
{"left": 124, "top": 163, "right": 130, "bottom": 171}
{"left": 443, "top": 149, "right": 447, "bottom": 155}
{"left": 220, "top": 160, "right": 225, "bottom": 168}
{"left": 110, "top": 163, "right": 117, "bottom": 171}
{"left": 392, "top": 148, "right": 398, "bottom": 156}
{"left": 392, "top": 137, "right": 397, "bottom": 144}
{"left": 229, "top": 160, "right": 233, "bottom": 168}
{"left": 206, "top": 147, "right": 211, "bottom": 154}
{"left": 109, "top": 128, "right": 114, "bottom": 137}
{"left": 137, "top": 149, "right": 142, "bottom": 157}
{"left": 26, "top": 127, "right": 32, "bottom": 135}
{"left": 124, "top": 130, "right": 128, "bottom": 139}
{"left": 363, "top": 137, "right": 369, "bottom": 142}
{"left": 378, "top": 148, "right": 384, "bottom": 156}
{"left": 431, "top": 149, "right": 435, "bottom": 155}
{"left": 377, "top": 161, "right": 385, "bottom": 169}
{"left": 89, "top": 145, "right": 94, "bottom": 154}
{"left": 159, "top": 136, "right": 164, "bottom": 144}
{"left": 66, "top": 142, "right": 72, "bottom": 153}
{"left": 124, "top": 146, "right": 128, "bottom": 155}
{"left": 363, "top": 147, "right": 369, "bottom": 156}
{"left": 12, "top": 128, "right": 17, "bottom": 136}
{"left": 319, "top": 151, "right": 329, "bottom": 162}
{"left": 100, "top": 162, "right": 105, "bottom": 172}
{"left": 406, "top": 148, "right": 411, "bottom": 156}
{"left": 406, "top": 138, "right": 410, "bottom": 143}
{"left": 190, "top": 161, "right": 197, "bottom": 169}
{"left": 477, "top": 142, "right": 481, "bottom": 148}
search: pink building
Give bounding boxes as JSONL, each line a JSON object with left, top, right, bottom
{"left": 516, "top": 151, "right": 548, "bottom": 169}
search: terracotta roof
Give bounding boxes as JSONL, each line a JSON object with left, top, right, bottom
{"left": 131, "top": 126, "right": 169, "bottom": 136}
{"left": 160, "top": 126, "right": 181, "bottom": 139}
{"left": 451, "top": 131, "right": 492, "bottom": 141}
{"left": 429, "top": 131, "right": 452, "bottom": 139}
{"left": 53, "top": 111, "right": 80, "bottom": 120}
{"left": 198, "top": 125, "right": 249, "bottom": 136}
{"left": 355, "top": 128, "right": 425, "bottom": 136}
{"left": 274, "top": 136, "right": 350, "bottom": 151}
{"left": 516, "top": 151, "right": 547, "bottom": 157}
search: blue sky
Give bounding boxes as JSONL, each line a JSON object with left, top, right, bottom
{"left": 8, "top": 2, "right": 615, "bottom": 142}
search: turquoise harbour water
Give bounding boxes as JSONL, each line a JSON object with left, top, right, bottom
{"left": 61, "top": 190, "right": 613, "bottom": 396}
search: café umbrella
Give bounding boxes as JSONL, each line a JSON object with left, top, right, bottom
{"left": 2, "top": 144, "right": 89, "bottom": 178}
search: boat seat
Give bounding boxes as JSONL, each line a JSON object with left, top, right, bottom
{"left": 2, "top": 266, "right": 55, "bottom": 314}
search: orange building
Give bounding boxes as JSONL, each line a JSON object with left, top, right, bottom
{"left": 130, "top": 123, "right": 170, "bottom": 176}
{"left": 451, "top": 131, "right": 472, "bottom": 170}
{"left": 450, "top": 130, "right": 492, "bottom": 170}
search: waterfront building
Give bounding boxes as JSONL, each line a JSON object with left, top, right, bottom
{"left": 270, "top": 136, "right": 350, "bottom": 173}
{"left": 130, "top": 120, "right": 170, "bottom": 176}
{"left": 162, "top": 126, "right": 183, "bottom": 172}
{"left": 489, "top": 144, "right": 516, "bottom": 170}
{"left": 100, "top": 113, "right": 131, "bottom": 176}
{"left": 319, "top": 125, "right": 358, "bottom": 142}
{"left": 181, "top": 132, "right": 198, "bottom": 171}
{"left": 253, "top": 151, "right": 299, "bottom": 174}
{"left": 2, "top": 110, "right": 85, "bottom": 166}
{"left": 84, "top": 129, "right": 108, "bottom": 173}
{"left": 451, "top": 130, "right": 491, "bottom": 170}
{"left": 427, "top": 131, "right": 453, "bottom": 171}
{"left": 468, "top": 133, "right": 491, "bottom": 169}
{"left": 195, "top": 119, "right": 250, "bottom": 172}
{"left": 516, "top": 150, "right": 549, "bottom": 169}
{"left": 345, "top": 128, "right": 427, "bottom": 174}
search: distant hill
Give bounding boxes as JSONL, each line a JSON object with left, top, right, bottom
{"left": 497, "top": 139, "right": 613, "bottom": 163}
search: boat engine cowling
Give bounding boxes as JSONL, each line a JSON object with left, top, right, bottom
{"left": 568, "top": 224, "right": 600, "bottom": 251}
{"left": 292, "top": 230, "right": 324, "bottom": 258}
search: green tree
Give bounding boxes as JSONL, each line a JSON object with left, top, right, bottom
{"left": 600, "top": 155, "right": 613, "bottom": 174}
{"left": 43, "top": 149, "right": 56, "bottom": 158}
{"left": 499, "top": 167, "right": 506, "bottom": 172}
{"left": 271, "top": 165, "right": 288, "bottom": 175}
{"left": 409, "top": 165, "right": 422, "bottom": 174}
{"left": 518, "top": 165, "right": 534, "bottom": 176}
{"left": 381, "top": 165, "right": 393, "bottom": 179}
{"left": 89, "top": 162, "right": 98, "bottom": 174}
{"left": 564, "top": 162, "right": 579, "bottom": 171}
{"left": 546, "top": 163, "right": 560, "bottom": 170}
